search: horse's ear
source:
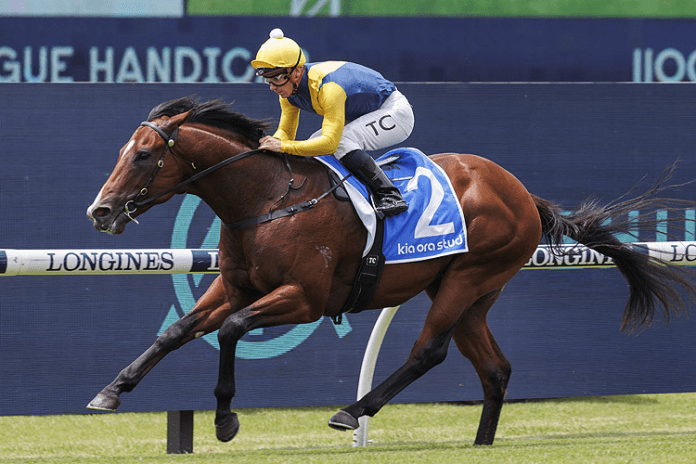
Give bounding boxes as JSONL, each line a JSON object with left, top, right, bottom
{"left": 165, "top": 110, "right": 191, "bottom": 129}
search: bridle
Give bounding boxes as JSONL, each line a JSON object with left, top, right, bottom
{"left": 123, "top": 120, "right": 350, "bottom": 230}
{"left": 123, "top": 121, "right": 263, "bottom": 224}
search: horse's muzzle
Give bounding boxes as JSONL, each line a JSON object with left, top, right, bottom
{"left": 86, "top": 203, "right": 128, "bottom": 234}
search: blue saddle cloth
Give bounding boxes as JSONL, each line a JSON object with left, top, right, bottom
{"left": 316, "top": 147, "right": 468, "bottom": 264}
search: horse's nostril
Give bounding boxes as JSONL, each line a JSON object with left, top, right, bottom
{"left": 91, "top": 207, "right": 111, "bottom": 218}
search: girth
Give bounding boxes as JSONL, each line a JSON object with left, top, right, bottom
{"left": 331, "top": 218, "right": 386, "bottom": 325}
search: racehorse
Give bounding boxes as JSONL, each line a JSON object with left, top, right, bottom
{"left": 86, "top": 96, "right": 694, "bottom": 446}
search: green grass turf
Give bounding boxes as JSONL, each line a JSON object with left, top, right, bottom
{"left": 2, "top": 393, "right": 695, "bottom": 463}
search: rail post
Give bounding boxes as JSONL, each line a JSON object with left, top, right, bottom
{"left": 352, "top": 305, "right": 400, "bottom": 447}
{"left": 167, "top": 410, "right": 194, "bottom": 454}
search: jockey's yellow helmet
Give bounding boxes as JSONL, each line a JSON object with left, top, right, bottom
{"left": 251, "top": 28, "right": 306, "bottom": 71}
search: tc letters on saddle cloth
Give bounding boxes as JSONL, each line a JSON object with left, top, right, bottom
{"left": 316, "top": 147, "right": 468, "bottom": 264}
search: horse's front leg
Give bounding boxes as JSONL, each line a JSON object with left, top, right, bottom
{"left": 214, "top": 283, "right": 323, "bottom": 442}
{"left": 87, "top": 275, "right": 231, "bottom": 411}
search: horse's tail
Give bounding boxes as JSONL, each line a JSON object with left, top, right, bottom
{"left": 532, "top": 166, "right": 696, "bottom": 332}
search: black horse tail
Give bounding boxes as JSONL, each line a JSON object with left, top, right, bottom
{"left": 532, "top": 166, "right": 696, "bottom": 333}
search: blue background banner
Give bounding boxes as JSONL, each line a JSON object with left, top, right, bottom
{"left": 2, "top": 17, "right": 696, "bottom": 83}
{"left": 1, "top": 83, "right": 696, "bottom": 416}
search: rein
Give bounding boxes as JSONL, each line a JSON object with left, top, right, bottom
{"left": 130, "top": 121, "right": 351, "bottom": 230}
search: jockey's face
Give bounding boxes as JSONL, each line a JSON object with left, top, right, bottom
{"left": 268, "top": 67, "right": 303, "bottom": 98}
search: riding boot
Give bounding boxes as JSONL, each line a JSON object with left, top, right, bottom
{"left": 341, "top": 149, "right": 408, "bottom": 217}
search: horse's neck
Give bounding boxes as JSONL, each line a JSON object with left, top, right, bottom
{"left": 187, "top": 140, "right": 294, "bottom": 226}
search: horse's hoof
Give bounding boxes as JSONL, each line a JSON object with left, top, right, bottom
{"left": 328, "top": 410, "right": 359, "bottom": 431}
{"left": 86, "top": 392, "right": 121, "bottom": 411}
{"left": 215, "top": 412, "right": 240, "bottom": 443}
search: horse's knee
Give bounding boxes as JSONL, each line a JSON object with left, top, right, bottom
{"left": 154, "top": 320, "right": 191, "bottom": 351}
{"left": 218, "top": 314, "right": 247, "bottom": 345}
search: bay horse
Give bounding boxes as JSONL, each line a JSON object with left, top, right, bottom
{"left": 86, "top": 96, "right": 694, "bottom": 446}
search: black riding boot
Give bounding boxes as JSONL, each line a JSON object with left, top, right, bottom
{"left": 341, "top": 149, "right": 408, "bottom": 217}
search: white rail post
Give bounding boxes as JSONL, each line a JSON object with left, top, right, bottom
{"left": 353, "top": 305, "right": 400, "bottom": 447}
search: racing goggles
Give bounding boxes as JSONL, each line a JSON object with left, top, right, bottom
{"left": 257, "top": 68, "right": 290, "bottom": 85}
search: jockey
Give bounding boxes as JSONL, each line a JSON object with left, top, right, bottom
{"left": 251, "top": 28, "right": 414, "bottom": 217}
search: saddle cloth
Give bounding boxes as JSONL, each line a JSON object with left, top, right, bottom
{"left": 316, "top": 147, "right": 468, "bottom": 264}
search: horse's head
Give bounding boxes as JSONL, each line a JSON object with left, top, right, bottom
{"left": 87, "top": 111, "right": 192, "bottom": 234}
{"left": 88, "top": 96, "right": 270, "bottom": 234}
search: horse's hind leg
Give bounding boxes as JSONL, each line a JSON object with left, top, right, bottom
{"left": 451, "top": 289, "right": 511, "bottom": 445}
{"left": 329, "top": 275, "right": 482, "bottom": 432}
{"left": 87, "top": 275, "right": 231, "bottom": 411}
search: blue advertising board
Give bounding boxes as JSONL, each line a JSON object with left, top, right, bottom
{"left": 1, "top": 83, "right": 696, "bottom": 416}
{"left": 1, "top": 17, "right": 696, "bottom": 84}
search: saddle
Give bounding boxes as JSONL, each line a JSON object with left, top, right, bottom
{"left": 227, "top": 150, "right": 467, "bottom": 324}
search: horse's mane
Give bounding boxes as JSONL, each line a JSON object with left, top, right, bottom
{"left": 148, "top": 95, "right": 271, "bottom": 143}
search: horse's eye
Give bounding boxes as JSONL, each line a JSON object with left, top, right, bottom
{"left": 136, "top": 150, "right": 151, "bottom": 161}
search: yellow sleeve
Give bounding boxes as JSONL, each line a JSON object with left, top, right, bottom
{"left": 280, "top": 82, "right": 346, "bottom": 157}
{"left": 273, "top": 97, "right": 300, "bottom": 142}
